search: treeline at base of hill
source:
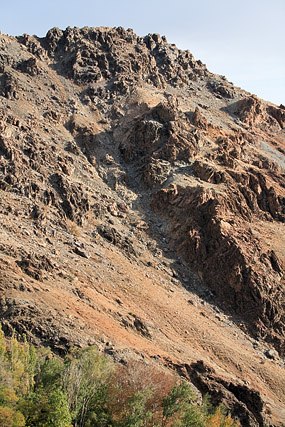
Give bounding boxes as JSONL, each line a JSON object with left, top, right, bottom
{"left": 0, "top": 325, "right": 240, "bottom": 427}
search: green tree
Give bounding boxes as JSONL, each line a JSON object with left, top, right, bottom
{"left": 0, "top": 326, "right": 6, "bottom": 357}
{"left": 161, "top": 382, "right": 196, "bottom": 426}
{"left": 0, "top": 387, "right": 26, "bottom": 427}
{"left": 0, "top": 326, "right": 28, "bottom": 427}
{"left": 62, "top": 346, "right": 113, "bottom": 427}
{"left": 38, "top": 357, "right": 64, "bottom": 390}
{"left": 178, "top": 403, "right": 205, "bottom": 427}
{"left": 84, "top": 383, "right": 112, "bottom": 427}
{"left": 0, "top": 406, "right": 25, "bottom": 427}
{"left": 118, "top": 389, "right": 152, "bottom": 427}
{"left": 7, "top": 332, "right": 37, "bottom": 397}
{"left": 46, "top": 389, "right": 72, "bottom": 427}
{"left": 19, "top": 389, "right": 72, "bottom": 427}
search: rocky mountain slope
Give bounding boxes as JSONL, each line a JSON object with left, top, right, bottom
{"left": 0, "top": 26, "right": 284, "bottom": 425}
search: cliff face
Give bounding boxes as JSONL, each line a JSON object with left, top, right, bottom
{"left": 0, "top": 27, "right": 284, "bottom": 425}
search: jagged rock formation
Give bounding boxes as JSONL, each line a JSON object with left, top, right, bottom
{"left": 0, "top": 26, "right": 284, "bottom": 425}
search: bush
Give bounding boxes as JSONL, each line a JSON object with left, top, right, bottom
{"left": 0, "top": 406, "right": 25, "bottom": 427}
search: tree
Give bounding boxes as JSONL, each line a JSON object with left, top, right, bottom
{"left": 0, "top": 388, "right": 25, "bottom": 427}
{"left": 38, "top": 357, "right": 64, "bottom": 390}
{"left": 19, "top": 389, "right": 72, "bottom": 427}
{"left": 125, "top": 390, "right": 153, "bottom": 427}
{"left": 106, "top": 361, "right": 177, "bottom": 426}
{"left": 6, "top": 332, "right": 37, "bottom": 396}
{"left": 46, "top": 389, "right": 73, "bottom": 427}
{"left": 0, "top": 326, "right": 6, "bottom": 357}
{"left": 206, "top": 406, "right": 240, "bottom": 427}
{"left": 179, "top": 404, "right": 205, "bottom": 427}
{"left": 0, "top": 406, "right": 25, "bottom": 427}
{"left": 62, "top": 346, "right": 113, "bottom": 427}
{"left": 0, "top": 325, "right": 30, "bottom": 427}
{"left": 162, "top": 381, "right": 197, "bottom": 426}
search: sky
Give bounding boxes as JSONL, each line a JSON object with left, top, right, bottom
{"left": 1, "top": 0, "right": 284, "bottom": 105}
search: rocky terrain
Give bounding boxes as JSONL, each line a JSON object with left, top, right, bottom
{"left": 0, "top": 26, "right": 284, "bottom": 425}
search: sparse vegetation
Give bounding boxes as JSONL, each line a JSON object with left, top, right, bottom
{"left": 0, "top": 325, "right": 240, "bottom": 426}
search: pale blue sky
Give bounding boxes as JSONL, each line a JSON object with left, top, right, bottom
{"left": 1, "top": 0, "right": 284, "bottom": 105}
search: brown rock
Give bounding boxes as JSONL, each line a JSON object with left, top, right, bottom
{"left": 192, "top": 106, "right": 208, "bottom": 129}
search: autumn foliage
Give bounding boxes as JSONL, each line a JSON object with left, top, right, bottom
{"left": 0, "top": 325, "right": 240, "bottom": 426}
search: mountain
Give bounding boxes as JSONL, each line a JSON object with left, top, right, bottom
{"left": 0, "top": 26, "right": 284, "bottom": 426}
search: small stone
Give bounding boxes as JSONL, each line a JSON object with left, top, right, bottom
{"left": 73, "top": 247, "right": 90, "bottom": 258}
{"left": 264, "top": 349, "right": 278, "bottom": 360}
